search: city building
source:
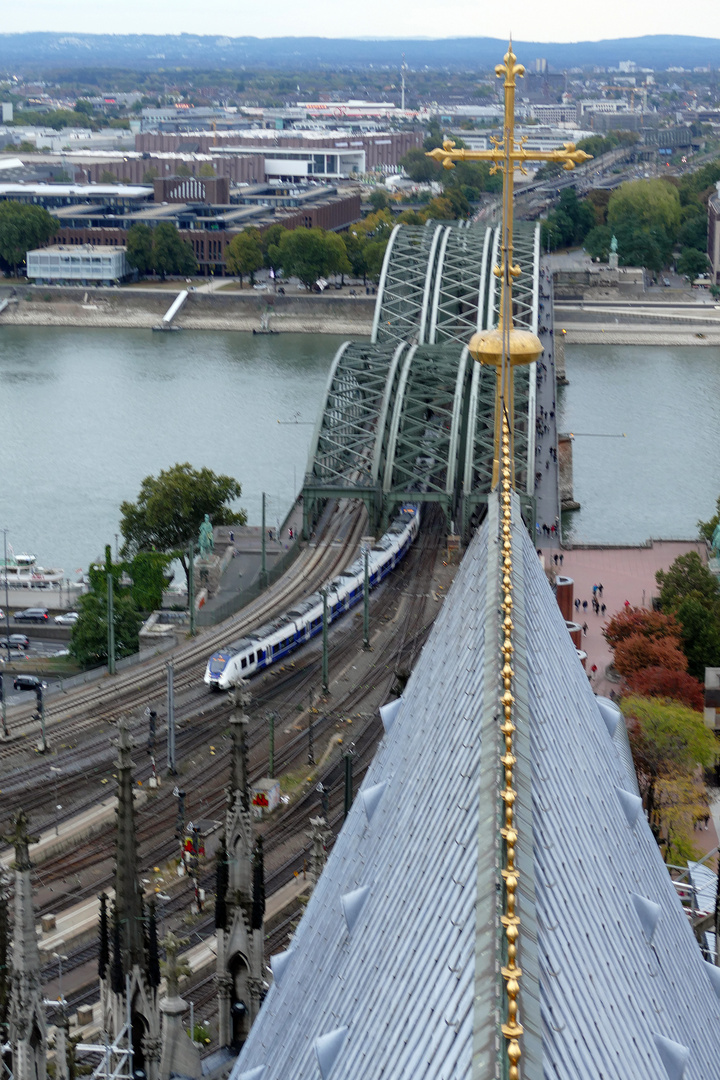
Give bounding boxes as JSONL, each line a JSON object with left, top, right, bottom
{"left": 0, "top": 178, "right": 361, "bottom": 277}
{"left": 26, "top": 244, "right": 129, "bottom": 284}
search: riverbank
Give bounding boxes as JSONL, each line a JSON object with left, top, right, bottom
{"left": 0, "top": 285, "right": 375, "bottom": 335}
{"left": 557, "top": 299, "right": 720, "bottom": 346}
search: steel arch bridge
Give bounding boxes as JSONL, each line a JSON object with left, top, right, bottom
{"left": 302, "top": 220, "right": 541, "bottom": 539}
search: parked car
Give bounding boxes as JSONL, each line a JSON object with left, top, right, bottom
{"left": 0, "top": 634, "right": 30, "bottom": 650}
{"left": 13, "top": 608, "right": 49, "bottom": 623}
{"left": 54, "top": 612, "right": 79, "bottom": 626}
{"left": 13, "top": 674, "right": 42, "bottom": 691}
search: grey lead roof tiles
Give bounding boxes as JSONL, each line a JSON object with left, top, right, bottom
{"left": 231, "top": 493, "right": 720, "bottom": 1080}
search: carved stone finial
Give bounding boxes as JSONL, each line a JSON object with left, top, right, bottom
{"left": 2, "top": 810, "right": 38, "bottom": 872}
{"left": 161, "top": 931, "right": 190, "bottom": 998}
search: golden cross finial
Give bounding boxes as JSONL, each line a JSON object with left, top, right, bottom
{"left": 427, "top": 40, "right": 592, "bottom": 489}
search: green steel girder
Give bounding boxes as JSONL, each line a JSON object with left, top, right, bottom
{"left": 305, "top": 340, "right": 407, "bottom": 495}
{"left": 372, "top": 223, "right": 444, "bottom": 345}
{"left": 302, "top": 221, "right": 541, "bottom": 541}
{"left": 382, "top": 343, "right": 471, "bottom": 525}
{"left": 428, "top": 224, "right": 493, "bottom": 346}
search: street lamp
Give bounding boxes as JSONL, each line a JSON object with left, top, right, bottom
{"left": 50, "top": 766, "right": 62, "bottom": 834}
{"left": 53, "top": 951, "right": 68, "bottom": 1005}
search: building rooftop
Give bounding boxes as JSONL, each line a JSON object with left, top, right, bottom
{"left": 231, "top": 493, "right": 720, "bottom": 1080}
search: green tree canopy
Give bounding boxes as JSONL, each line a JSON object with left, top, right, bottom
{"left": 279, "top": 227, "right": 328, "bottom": 289}
{"left": 368, "top": 188, "right": 390, "bottom": 211}
{"left": 151, "top": 222, "right": 196, "bottom": 279}
{"left": 0, "top": 201, "right": 57, "bottom": 275}
{"left": 119, "top": 463, "right": 247, "bottom": 588}
{"left": 656, "top": 551, "right": 720, "bottom": 613}
{"left": 323, "top": 232, "right": 352, "bottom": 282}
{"left": 225, "top": 228, "right": 264, "bottom": 285}
{"left": 621, "top": 694, "right": 716, "bottom": 840}
{"left": 676, "top": 247, "right": 709, "bottom": 279}
{"left": 261, "top": 223, "right": 288, "bottom": 272}
{"left": 607, "top": 178, "right": 681, "bottom": 267}
{"left": 126, "top": 223, "right": 153, "bottom": 276}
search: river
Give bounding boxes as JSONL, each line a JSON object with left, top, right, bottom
{"left": 0, "top": 327, "right": 344, "bottom": 580}
{"left": 561, "top": 343, "right": 720, "bottom": 545}
{"left": 1, "top": 329, "right": 719, "bottom": 579}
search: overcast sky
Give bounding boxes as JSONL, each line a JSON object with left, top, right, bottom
{"left": 3, "top": 1, "right": 719, "bottom": 42}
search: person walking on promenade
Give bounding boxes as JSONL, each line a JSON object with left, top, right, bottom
{"left": 582, "top": 622, "right": 588, "bottom": 636}
{"left": 559, "top": 553, "right": 564, "bottom": 566}
{"left": 598, "top": 583, "right": 604, "bottom": 596}
{"left": 582, "top": 600, "right": 588, "bottom": 612}
{"left": 601, "top": 603, "right": 606, "bottom": 616}
{"left": 575, "top": 598, "right": 580, "bottom": 611}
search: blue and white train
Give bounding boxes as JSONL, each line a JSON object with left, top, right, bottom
{"left": 204, "top": 505, "right": 421, "bottom": 691}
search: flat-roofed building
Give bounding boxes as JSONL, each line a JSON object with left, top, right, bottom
{"left": 26, "top": 243, "right": 129, "bottom": 284}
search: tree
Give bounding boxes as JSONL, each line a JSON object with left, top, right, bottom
{"left": 603, "top": 606, "right": 681, "bottom": 650}
{"left": 607, "top": 179, "right": 681, "bottom": 267}
{"left": 279, "top": 227, "right": 328, "bottom": 289}
{"left": 100, "top": 169, "right": 117, "bottom": 183}
{"left": 677, "top": 247, "right": 709, "bottom": 279}
{"left": 126, "top": 223, "right": 153, "bottom": 276}
{"left": 621, "top": 694, "right": 716, "bottom": 838}
{"left": 613, "top": 633, "right": 688, "bottom": 678}
{"left": 261, "top": 223, "right": 288, "bottom": 272}
{"left": 584, "top": 225, "right": 613, "bottom": 261}
{"left": 674, "top": 596, "right": 720, "bottom": 680}
{"left": 625, "top": 667, "right": 704, "bottom": 712}
{"left": 198, "top": 162, "right": 216, "bottom": 178}
{"left": 323, "top": 232, "right": 351, "bottom": 284}
{"left": 151, "top": 222, "right": 196, "bottom": 279}
{"left": 175, "top": 163, "right": 192, "bottom": 178}
{"left": 142, "top": 167, "right": 159, "bottom": 184}
{"left": 0, "top": 201, "right": 57, "bottom": 275}
{"left": 225, "top": 228, "right": 263, "bottom": 286}
{"left": 69, "top": 547, "right": 143, "bottom": 668}
{"left": 657, "top": 551, "right": 720, "bottom": 613}
{"left": 368, "top": 189, "right": 390, "bottom": 212}
{"left": 399, "top": 147, "right": 443, "bottom": 184}
{"left": 119, "top": 463, "right": 247, "bottom": 589}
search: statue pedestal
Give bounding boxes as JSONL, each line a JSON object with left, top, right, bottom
{"left": 196, "top": 554, "right": 222, "bottom": 599}
{"left": 608, "top": 251, "right": 619, "bottom": 270}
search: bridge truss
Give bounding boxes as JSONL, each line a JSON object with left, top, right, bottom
{"left": 303, "top": 220, "right": 541, "bottom": 539}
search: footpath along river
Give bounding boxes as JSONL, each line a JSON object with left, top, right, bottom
{"left": 1, "top": 328, "right": 719, "bottom": 579}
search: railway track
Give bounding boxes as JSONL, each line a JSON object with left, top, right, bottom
{"left": 1, "top": 499, "right": 368, "bottom": 754}
{"left": 19, "top": 509, "right": 451, "bottom": 1023}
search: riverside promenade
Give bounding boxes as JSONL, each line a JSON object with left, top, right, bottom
{"left": 542, "top": 539, "right": 709, "bottom": 700}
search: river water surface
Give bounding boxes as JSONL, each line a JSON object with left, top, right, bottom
{"left": 1, "top": 329, "right": 719, "bottom": 579}
{"left": 561, "top": 343, "right": 720, "bottom": 545}
{"left": 0, "top": 327, "right": 343, "bottom": 579}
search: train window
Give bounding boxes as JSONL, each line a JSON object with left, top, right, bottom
{"left": 241, "top": 657, "right": 247, "bottom": 669}
{"left": 249, "top": 653, "right": 255, "bottom": 663}
{"left": 258, "top": 650, "right": 264, "bottom": 660}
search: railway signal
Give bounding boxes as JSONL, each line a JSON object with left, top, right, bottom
{"left": 34, "top": 682, "right": 48, "bottom": 754}
{"left": 0, "top": 673, "right": 7, "bottom": 739}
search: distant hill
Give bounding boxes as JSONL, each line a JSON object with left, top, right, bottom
{"left": 0, "top": 33, "right": 718, "bottom": 72}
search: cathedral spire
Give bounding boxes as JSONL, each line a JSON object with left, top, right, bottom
{"left": 4, "top": 810, "right": 47, "bottom": 1080}
{"left": 216, "top": 685, "right": 265, "bottom": 1049}
{"left": 228, "top": 684, "right": 252, "bottom": 811}
{"left": 113, "top": 717, "right": 146, "bottom": 974}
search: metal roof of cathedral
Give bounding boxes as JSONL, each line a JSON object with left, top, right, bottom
{"left": 231, "top": 492, "right": 720, "bottom": 1080}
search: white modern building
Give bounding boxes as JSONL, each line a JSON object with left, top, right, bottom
{"left": 26, "top": 244, "right": 129, "bottom": 284}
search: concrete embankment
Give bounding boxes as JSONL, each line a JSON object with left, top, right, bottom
{"left": 556, "top": 301, "right": 720, "bottom": 346}
{"left": 0, "top": 285, "right": 375, "bottom": 335}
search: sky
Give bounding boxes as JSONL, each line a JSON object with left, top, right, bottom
{"left": 2, "top": 0, "right": 719, "bottom": 42}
